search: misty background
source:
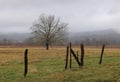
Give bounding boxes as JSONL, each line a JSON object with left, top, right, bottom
{"left": 0, "top": 0, "right": 120, "bottom": 45}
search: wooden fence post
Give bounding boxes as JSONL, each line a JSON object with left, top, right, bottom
{"left": 71, "top": 49, "right": 81, "bottom": 66}
{"left": 99, "top": 44, "right": 105, "bottom": 64}
{"left": 65, "top": 46, "right": 69, "bottom": 69}
{"left": 69, "top": 43, "right": 72, "bottom": 68}
{"left": 24, "top": 49, "right": 28, "bottom": 77}
{"left": 80, "top": 43, "right": 84, "bottom": 66}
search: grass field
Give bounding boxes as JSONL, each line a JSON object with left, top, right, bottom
{"left": 0, "top": 46, "right": 120, "bottom": 82}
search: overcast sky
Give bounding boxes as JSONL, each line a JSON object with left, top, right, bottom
{"left": 0, "top": 0, "right": 120, "bottom": 33}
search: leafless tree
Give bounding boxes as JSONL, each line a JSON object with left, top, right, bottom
{"left": 31, "top": 14, "right": 68, "bottom": 50}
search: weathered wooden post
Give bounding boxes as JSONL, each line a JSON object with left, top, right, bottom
{"left": 69, "top": 43, "right": 72, "bottom": 68}
{"left": 80, "top": 43, "right": 84, "bottom": 66}
{"left": 99, "top": 44, "right": 105, "bottom": 64}
{"left": 65, "top": 46, "right": 69, "bottom": 69}
{"left": 24, "top": 49, "right": 28, "bottom": 77}
{"left": 70, "top": 49, "right": 81, "bottom": 66}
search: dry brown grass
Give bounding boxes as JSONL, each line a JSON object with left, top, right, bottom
{"left": 0, "top": 46, "right": 120, "bottom": 66}
{"left": 0, "top": 47, "right": 66, "bottom": 66}
{"left": 0, "top": 46, "right": 120, "bottom": 82}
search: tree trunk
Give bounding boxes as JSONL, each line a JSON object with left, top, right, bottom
{"left": 46, "top": 43, "right": 49, "bottom": 50}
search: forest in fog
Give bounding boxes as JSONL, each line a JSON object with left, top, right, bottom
{"left": 0, "top": 29, "right": 120, "bottom": 46}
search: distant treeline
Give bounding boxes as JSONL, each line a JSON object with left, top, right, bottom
{"left": 0, "top": 37, "right": 120, "bottom": 46}
{"left": 0, "top": 29, "right": 120, "bottom": 46}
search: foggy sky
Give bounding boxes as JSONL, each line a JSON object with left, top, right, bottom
{"left": 0, "top": 0, "right": 120, "bottom": 33}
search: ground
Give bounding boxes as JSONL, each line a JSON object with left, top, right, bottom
{"left": 0, "top": 46, "right": 120, "bottom": 82}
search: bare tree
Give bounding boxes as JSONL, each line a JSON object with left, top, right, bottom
{"left": 31, "top": 14, "right": 68, "bottom": 50}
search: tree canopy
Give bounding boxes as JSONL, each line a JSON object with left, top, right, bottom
{"left": 31, "top": 14, "right": 68, "bottom": 50}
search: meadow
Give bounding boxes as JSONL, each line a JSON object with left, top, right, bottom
{"left": 0, "top": 46, "right": 120, "bottom": 82}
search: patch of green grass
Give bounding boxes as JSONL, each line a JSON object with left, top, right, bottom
{"left": 0, "top": 47, "right": 120, "bottom": 82}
